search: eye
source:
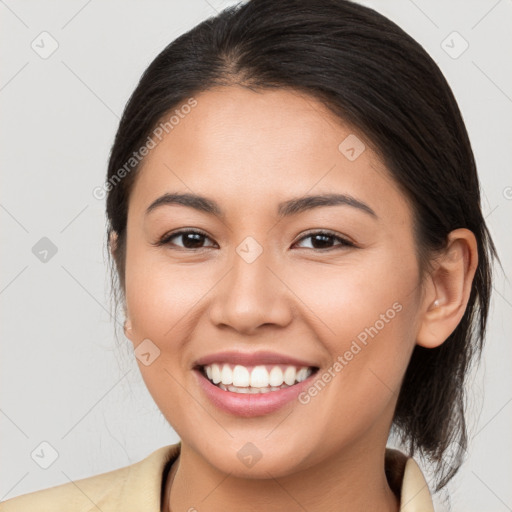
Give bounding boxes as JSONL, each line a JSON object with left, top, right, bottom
{"left": 154, "top": 229, "right": 356, "bottom": 252}
{"left": 293, "top": 230, "right": 355, "bottom": 251}
{"left": 155, "top": 229, "right": 216, "bottom": 250}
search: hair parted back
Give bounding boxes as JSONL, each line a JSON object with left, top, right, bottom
{"left": 105, "top": 0, "right": 498, "bottom": 491}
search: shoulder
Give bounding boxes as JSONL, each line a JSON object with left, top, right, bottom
{"left": 400, "top": 457, "right": 435, "bottom": 511}
{"left": 0, "top": 464, "right": 131, "bottom": 512}
{"left": 0, "top": 444, "right": 180, "bottom": 512}
{"left": 385, "top": 448, "right": 435, "bottom": 512}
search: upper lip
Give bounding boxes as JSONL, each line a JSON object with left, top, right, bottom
{"left": 193, "top": 350, "right": 319, "bottom": 369}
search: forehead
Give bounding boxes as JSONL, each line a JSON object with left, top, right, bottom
{"left": 129, "top": 86, "right": 412, "bottom": 227}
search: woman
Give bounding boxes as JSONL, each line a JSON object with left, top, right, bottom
{"left": 1, "top": 0, "right": 498, "bottom": 510}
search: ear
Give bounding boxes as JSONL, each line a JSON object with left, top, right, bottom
{"left": 109, "top": 230, "right": 118, "bottom": 257}
{"left": 416, "top": 228, "right": 478, "bottom": 349}
{"left": 123, "top": 317, "right": 134, "bottom": 342}
{"left": 109, "top": 231, "right": 132, "bottom": 341}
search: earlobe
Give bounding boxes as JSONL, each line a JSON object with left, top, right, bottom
{"left": 416, "top": 228, "right": 478, "bottom": 349}
{"left": 124, "top": 318, "right": 133, "bottom": 340}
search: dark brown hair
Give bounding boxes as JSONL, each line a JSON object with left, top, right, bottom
{"left": 104, "top": 0, "right": 498, "bottom": 491}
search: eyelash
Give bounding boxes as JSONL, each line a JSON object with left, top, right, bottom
{"left": 154, "top": 229, "right": 356, "bottom": 252}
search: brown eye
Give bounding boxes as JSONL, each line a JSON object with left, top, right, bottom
{"left": 157, "top": 229, "right": 216, "bottom": 250}
{"left": 294, "top": 231, "right": 355, "bottom": 250}
{"left": 155, "top": 229, "right": 355, "bottom": 252}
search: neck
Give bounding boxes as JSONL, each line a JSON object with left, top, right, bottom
{"left": 162, "top": 440, "right": 399, "bottom": 512}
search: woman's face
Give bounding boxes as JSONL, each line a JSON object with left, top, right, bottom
{"left": 123, "top": 86, "right": 426, "bottom": 477}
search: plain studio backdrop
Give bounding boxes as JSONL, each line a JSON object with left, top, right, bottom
{"left": 0, "top": 1, "right": 511, "bottom": 510}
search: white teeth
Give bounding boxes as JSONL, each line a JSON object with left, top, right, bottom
{"left": 283, "top": 366, "right": 296, "bottom": 385}
{"left": 296, "top": 367, "right": 310, "bottom": 382}
{"left": 250, "top": 365, "right": 269, "bottom": 387}
{"left": 221, "top": 365, "right": 233, "bottom": 385}
{"left": 211, "top": 363, "right": 221, "bottom": 384}
{"left": 269, "top": 366, "right": 284, "bottom": 387}
{"left": 232, "top": 365, "right": 250, "bottom": 387}
{"left": 219, "top": 383, "right": 291, "bottom": 393}
{"left": 203, "top": 363, "right": 314, "bottom": 391}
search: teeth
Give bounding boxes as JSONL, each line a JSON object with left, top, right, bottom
{"left": 250, "top": 365, "right": 269, "bottom": 387}
{"left": 203, "top": 363, "right": 314, "bottom": 391}
{"left": 296, "top": 367, "right": 310, "bottom": 382}
{"left": 284, "top": 366, "right": 296, "bottom": 385}
{"left": 233, "top": 365, "right": 250, "bottom": 387}
{"left": 219, "top": 383, "right": 292, "bottom": 393}
{"left": 211, "top": 363, "right": 221, "bottom": 384}
{"left": 269, "top": 366, "right": 284, "bottom": 387}
{"left": 221, "top": 365, "right": 233, "bottom": 385}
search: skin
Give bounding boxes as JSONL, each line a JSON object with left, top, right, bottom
{"left": 116, "top": 86, "right": 478, "bottom": 512}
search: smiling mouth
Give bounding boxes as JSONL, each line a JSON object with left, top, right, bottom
{"left": 196, "top": 363, "right": 319, "bottom": 394}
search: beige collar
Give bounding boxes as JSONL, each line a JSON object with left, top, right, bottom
{"left": 0, "top": 442, "right": 434, "bottom": 511}
{"left": 399, "top": 457, "right": 435, "bottom": 511}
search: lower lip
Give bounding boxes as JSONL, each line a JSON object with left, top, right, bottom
{"left": 194, "top": 368, "right": 318, "bottom": 417}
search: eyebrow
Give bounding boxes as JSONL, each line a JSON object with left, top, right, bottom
{"left": 145, "top": 192, "right": 377, "bottom": 219}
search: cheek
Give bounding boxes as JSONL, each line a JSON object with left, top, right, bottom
{"left": 288, "top": 249, "right": 419, "bottom": 346}
{"left": 287, "top": 250, "right": 420, "bottom": 422}
{"left": 123, "top": 242, "right": 209, "bottom": 429}
{"left": 124, "top": 240, "right": 210, "bottom": 341}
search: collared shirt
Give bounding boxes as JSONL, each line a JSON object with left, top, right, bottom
{"left": 0, "top": 443, "right": 435, "bottom": 511}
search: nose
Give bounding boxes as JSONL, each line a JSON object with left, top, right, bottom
{"left": 208, "top": 245, "right": 294, "bottom": 335}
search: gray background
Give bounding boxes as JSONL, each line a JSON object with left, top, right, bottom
{"left": 1, "top": 0, "right": 511, "bottom": 510}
